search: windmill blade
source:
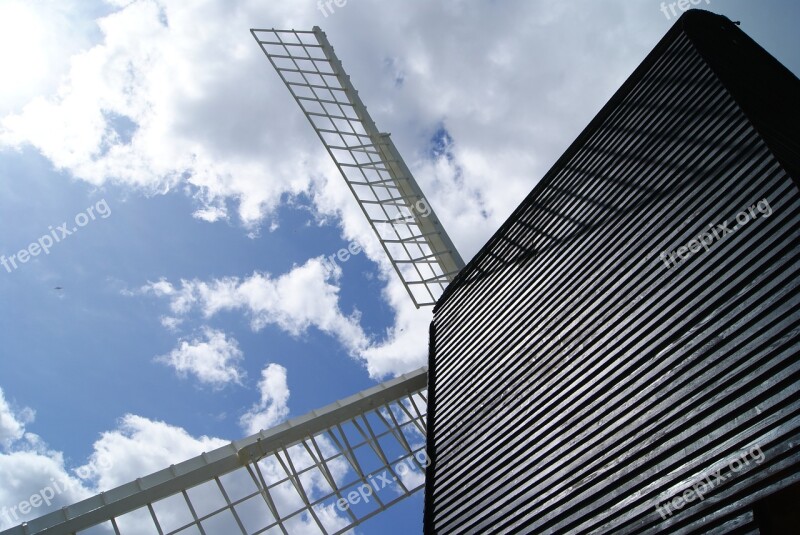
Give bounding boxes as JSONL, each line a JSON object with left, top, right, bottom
{"left": 0, "top": 368, "right": 428, "bottom": 535}
{"left": 251, "top": 27, "right": 465, "bottom": 307}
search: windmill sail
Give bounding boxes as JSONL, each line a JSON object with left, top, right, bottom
{"left": 251, "top": 27, "right": 464, "bottom": 307}
{"left": 0, "top": 368, "right": 428, "bottom": 535}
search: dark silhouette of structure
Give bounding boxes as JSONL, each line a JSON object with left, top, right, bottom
{"left": 424, "top": 10, "right": 800, "bottom": 534}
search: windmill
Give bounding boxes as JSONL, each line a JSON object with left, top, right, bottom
{"left": 0, "top": 27, "right": 462, "bottom": 535}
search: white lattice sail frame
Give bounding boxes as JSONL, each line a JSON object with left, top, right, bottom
{"left": 0, "top": 368, "right": 428, "bottom": 535}
{"left": 251, "top": 27, "right": 465, "bottom": 307}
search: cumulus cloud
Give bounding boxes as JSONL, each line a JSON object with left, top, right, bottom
{"left": 0, "top": 0, "right": 95, "bottom": 117}
{"left": 0, "top": 0, "right": 321, "bottom": 230}
{"left": 156, "top": 327, "right": 245, "bottom": 387}
{"left": 142, "top": 258, "right": 369, "bottom": 354}
{"left": 159, "top": 315, "right": 183, "bottom": 331}
{"left": 0, "top": 0, "right": 665, "bottom": 251}
{"left": 140, "top": 257, "right": 429, "bottom": 377}
{"left": 360, "top": 275, "right": 435, "bottom": 378}
{"left": 240, "top": 364, "right": 291, "bottom": 435}
{"left": 0, "top": 451, "right": 94, "bottom": 529}
{"left": 0, "top": 388, "right": 94, "bottom": 529}
{"left": 0, "top": 391, "right": 32, "bottom": 449}
{"left": 79, "top": 414, "right": 228, "bottom": 491}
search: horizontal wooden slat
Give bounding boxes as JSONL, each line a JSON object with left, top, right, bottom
{"left": 424, "top": 10, "right": 800, "bottom": 535}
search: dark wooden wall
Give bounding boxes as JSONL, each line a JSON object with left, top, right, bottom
{"left": 424, "top": 10, "right": 800, "bottom": 534}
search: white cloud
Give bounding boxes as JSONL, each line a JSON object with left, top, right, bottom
{"left": 142, "top": 258, "right": 370, "bottom": 355}
{"left": 240, "top": 363, "right": 290, "bottom": 435}
{"left": 360, "top": 276, "right": 433, "bottom": 378}
{"left": 156, "top": 327, "right": 245, "bottom": 387}
{"left": 159, "top": 315, "right": 183, "bottom": 331}
{"left": 0, "top": 0, "right": 666, "bottom": 247}
{"left": 145, "top": 279, "right": 176, "bottom": 297}
{"left": 0, "top": 0, "right": 319, "bottom": 228}
{"left": 0, "top": 388, "right": 93, "bottom": 529}
{"left": 0, "top": 390, "right": 32, "bottom": 449}
{"left": 0, "top": 451, "right": 94, "bottom": 529}
{"left": 0, "top": 0, "right": 95, "bottom": 116}
{"left": 79, "top": 414, "right": 228, "bottom": 491}
{"left": 140, "top": 258, "right": 431, "bottom": 378}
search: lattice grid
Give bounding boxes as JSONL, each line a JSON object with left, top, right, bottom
{"left": 251, "top": 27, "right": 464, "bottom": 307}
{"left": 0, "top": 369, "right": 428, "bottom": 535}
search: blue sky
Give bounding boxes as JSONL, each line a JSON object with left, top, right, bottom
{"left": 0, "top": 0, "right": 798, "bottom": 533}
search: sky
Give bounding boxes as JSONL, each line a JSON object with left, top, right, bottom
{"left": 0, "top": 0, "right": 798, "bottom": 533}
